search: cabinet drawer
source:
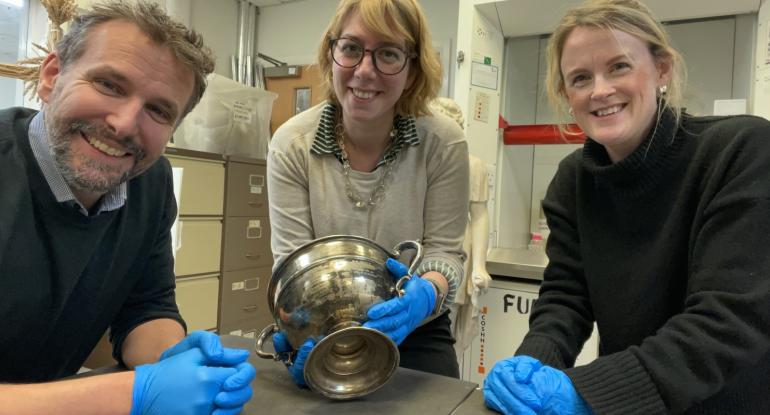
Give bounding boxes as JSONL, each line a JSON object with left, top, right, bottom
{"left": 219, "top": 267, "right": 273, "bottom": 331}
{"left": 168, "top": 156, "right": 225, "bottom": 216}
{"left": 175, "top": 219, "right": 222, "bottom": 276}
{"left": 226, "top": 162, "right": 268, "bottom": 217}
{"left": 222, "top": 217, "right": 271, "bottom": 270}
{"left": 176, "top": 275, "right": 220, "bottom": 331}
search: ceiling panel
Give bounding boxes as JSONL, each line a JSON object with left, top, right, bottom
{"left": 478, "top": 0, "right": 761, "bottom": 38}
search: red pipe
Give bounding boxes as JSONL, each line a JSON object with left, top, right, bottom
{"left": 502, "top": 124, "right": 586, "bottom": 145}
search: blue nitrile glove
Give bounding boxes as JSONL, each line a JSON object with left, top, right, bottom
{"left": 159, "top": 330, "right": 255, "bottom": 412}
{"left": 483, "top": 355, "right": 591, "bottom": 415}
{"left": 131, "top": 348, "right": 237, "bottom": 415}
{"left": 363, "top": 258, "right": 436, "bottom": 345}
{"left": 213, "top": 361, "right": 256, "bottom": 413}
{"left": 272, "top": 331, "right": 317, "bottom": 387}
{"left": 160, "top": 330, "right": 250, "bottom": 366}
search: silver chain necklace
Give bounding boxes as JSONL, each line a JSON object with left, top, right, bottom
{"left": 336, "top": 122, "right": 397, "bottom": 209}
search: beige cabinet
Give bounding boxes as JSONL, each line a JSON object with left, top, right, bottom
{"left": 170, "top": 156, "right": 225, "bottom": 216}
{"left": 174, "top": 219, "right": 222, "bottom": 276}
{"left": 167, "top": 148, "right": 226, "bottom": 331}
{"left": 176, "top": 276, "right": 221, "bottom": 331}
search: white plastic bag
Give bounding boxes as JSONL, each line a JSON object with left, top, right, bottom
{"left": 174, "top": 73, "right": 277, "bottom": 159}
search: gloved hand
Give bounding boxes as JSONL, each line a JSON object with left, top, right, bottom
{"left": 159, "top": 331, "right": 255, "bottom": 413}
{"left": 363, "top": 258, "right": 436, "bottom": 345}
{"left": 132, "top": 348, "right": 249, "bottom": 415}
{"left": 272, "top": 331, "right": 316, "bottom": 387}
{"left": 213, "top": 361, "right": 256, "bottom": 414}
{"left": 160, "top": 330, "right": 250, "bottom": 366}
{"left": 483, "top": 355, "right": 591, "bottom": 415}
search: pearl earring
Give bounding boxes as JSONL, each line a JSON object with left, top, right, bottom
{"left": 568, "top": 107, "right": 574, "bottom": 116}
{"left": 658, "top": 85, "right": 668, "bottom": 95}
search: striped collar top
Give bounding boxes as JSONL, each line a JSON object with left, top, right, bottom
{"left": 28, "top": 111, "right": 127, "bottom": 216}
{"left": 310, "top": 103, "right": 421, "bottom": 167}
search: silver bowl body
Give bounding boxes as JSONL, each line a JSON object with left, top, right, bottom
{"left": 256, "top": 235, "right": 421, "bottom": 400}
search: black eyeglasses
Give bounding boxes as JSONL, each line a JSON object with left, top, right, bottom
{"left": 330, "top": 37, "right": 417, "bottom": 75}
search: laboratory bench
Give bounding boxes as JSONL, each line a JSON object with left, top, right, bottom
{"left": 485, "top": 247, "right": 547, "bottom": 281}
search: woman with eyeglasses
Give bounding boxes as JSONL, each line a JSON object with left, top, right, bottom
{"left": 482, "top": 0, "right": 770, "bottom": 414}
{"left": 266, "top": 0, "right": 469, "bottom": 385}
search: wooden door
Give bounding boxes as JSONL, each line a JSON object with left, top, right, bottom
{"left": 265, "top": 65, "right": 325, "bottom": 134}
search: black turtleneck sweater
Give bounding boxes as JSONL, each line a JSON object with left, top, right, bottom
{"left": 515, "top": 108, "right": 770, "bottom": 414}
{"left": 0, "top": 107, "right": 185, "bottom": 382}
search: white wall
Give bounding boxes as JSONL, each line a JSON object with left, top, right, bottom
{"left": 255, "top": 0, "right": 336, "bottom": 65}
{"left": 754, "top": 0, "right": 770, "bottom": 119}
{"left": 190, "top": 0, "right": 238, "bottom": 77}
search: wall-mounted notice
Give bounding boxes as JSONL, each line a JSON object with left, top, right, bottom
{"left": 713, "top": 99, "right": 747, "bottom": 116}
{"left": 471, "top": 61, "right": 498, "bottom": 91}
{"left": 474, "top": 91, "right": 491, "bottom": 123}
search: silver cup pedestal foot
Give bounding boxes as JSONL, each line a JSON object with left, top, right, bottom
{"left": 305, "top": 326, "right": 399, "bottom": 399}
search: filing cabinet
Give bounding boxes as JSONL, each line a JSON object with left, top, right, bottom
{"left": 219, "top": 266, "right": 273, "bottom": 337}
{"left": 222, "top": 217, "right": 272, "bottom": 270}
{"left": 219, "top": 156, "right": 273, "bottom": 338}
{"left": 166, "top": 147, "right": 226, "bottom": 332}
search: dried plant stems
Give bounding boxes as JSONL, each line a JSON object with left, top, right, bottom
{"left": 2, "top": 0, "right": 76, "bottom": 100}
{"left": 41, "top": 0, "right": 78, "bottom": 48}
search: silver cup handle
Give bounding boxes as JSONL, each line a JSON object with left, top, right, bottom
{"left": 255, "top": 323, "right": 281, "bottom": 360}
{"left": 391, "top": 240, "right": 423, "bottom": 297}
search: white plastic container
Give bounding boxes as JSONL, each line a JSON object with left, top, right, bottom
{"left": 174, "top": 73, "right": 277, "bottom": 158}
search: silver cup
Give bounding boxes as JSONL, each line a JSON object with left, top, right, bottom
{"left": 255, "top": 235, "right": 422, "bottom": 400}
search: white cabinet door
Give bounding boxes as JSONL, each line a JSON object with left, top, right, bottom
{"left": 461, "top": 279, "right": 599, "bottom": 384}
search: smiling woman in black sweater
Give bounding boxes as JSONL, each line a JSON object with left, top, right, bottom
{"left": 483, "top": 1, "right": 770, "bottom": 414}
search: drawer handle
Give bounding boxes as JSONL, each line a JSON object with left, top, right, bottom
{"left": 247, "top": 202, "right": 263, "bottom": 207}
{"left": 245, "top": 253, "right": 261, "bottom": 260}
{"left": 242, "top": 305, "right": 258, "bottom": 312}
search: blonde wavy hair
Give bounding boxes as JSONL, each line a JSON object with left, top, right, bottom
{"left": 546, "top": 0, "right": 687, "bottom": 130}
{"left": 315, "top": 0, "right": 442, "bottom": 117}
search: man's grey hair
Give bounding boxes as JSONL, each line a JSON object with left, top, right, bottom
{"left": 55, "top": 0, "right": 216, "bottom": 118}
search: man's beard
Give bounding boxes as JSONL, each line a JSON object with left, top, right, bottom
{"left": 47, "top": 116, "right": 146, "bottom": 194}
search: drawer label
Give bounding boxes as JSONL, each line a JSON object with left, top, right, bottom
{"left": 249, "top": 175, "right": 264, "bottom": 194}
{"left": 247, "top": 220, "right": 262, "bottom": 239}
{"left": 244, "top": 277, "right": 260, "bottom": 291}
